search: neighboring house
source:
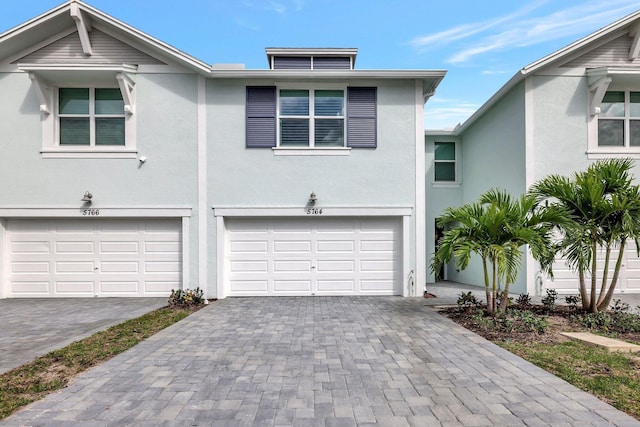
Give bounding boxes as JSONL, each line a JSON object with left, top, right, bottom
{"left": 0, "top": 1, "right": 445, "bottom": 298}
{"left": 425, "top": 9, "right": 640, "bottom": 295}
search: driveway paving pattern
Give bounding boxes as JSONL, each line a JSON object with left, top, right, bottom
{"left": 3, "top": 296, "right": 640, "bottom": 426}
{"left": 0, "top": 298, "right": 167, "bottom": 375}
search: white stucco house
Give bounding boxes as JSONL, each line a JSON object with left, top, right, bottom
{"left": 425, "top": 9, "right": 640, "bottom": 296}
{"left": 0, "top": 1, "right": 445, "bottom": 298}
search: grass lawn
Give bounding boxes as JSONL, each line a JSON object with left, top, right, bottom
{"left": 0, "top": 305, "right": 200, "bottom": 419}
{"left": 502, "top": 340, "right": 640, "bottom": 420}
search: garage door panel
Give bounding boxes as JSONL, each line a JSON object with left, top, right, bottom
{"left": 11, "top": 281, "right": 49, "bottom": 294}
{"left": 7, "top": 218, "right": 182, "bottom": 297}
{"left": 274, "top": 240, "right": 311, "bottom": 252}
{"left": 55, "top": 281, "right": 94, "bottom": 294}
{"left": 55, "top": 241, "right": 94, "bottom": 254}
{"left": 274, "top": 280, "right": 312, "bottom": 293}
{"left": 316, "top": 280, "right": 354, "bottom": 292}
{"left": 56, "top": 261, "right": 94, "bottom": 273}
{"left": 230, "top": 280, "right": 268, "bottom": 293}
{"left": 317, "top": 241, "right": 354, "bottom": 253}
{"left": 226, "top": 217, "right": 401, "bottom": 296}
{"left": 361, "top": 280, "right": 395, "bottom": 292}
{"left": 99, "top": 281, "right": 139, "bottom": 294}
{"left": 274, "top": 260, "right": 312, "bottom": 272}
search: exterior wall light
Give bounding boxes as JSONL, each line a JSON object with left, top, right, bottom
{"left": 309, "top": 192, "right": 317, "bottom": 204}
{"left": 81, "top": 191, "right": 93, "bottom": 203}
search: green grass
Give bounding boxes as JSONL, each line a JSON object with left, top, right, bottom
{"left": 502, "top": 340, "right": 640, "bottom": 419}
{"left": 0, "top": 306, "right": 198, "bottom": 419}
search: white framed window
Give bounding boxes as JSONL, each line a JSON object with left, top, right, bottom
{"left": 598, "top": 91, "right": 640, "bottom": 147}
{"left": 58, "top": 88, "right": 125, "bottom": 147}
{"left": 278, "top": 88, "right": 345, "bottom": 148}
{"left": 434, "top": 141, "right": 456, "bottom": 182}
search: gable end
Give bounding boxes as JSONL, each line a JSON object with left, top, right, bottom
{"left": 561, "top": 34, "right": 640, "bottom": 68}
{"left": 15, "top": 29, "right": 164, "bottom": 65}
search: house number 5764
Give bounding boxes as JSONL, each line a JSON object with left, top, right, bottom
{"left": 306, "top": 208, "right": 323, "bottom": 215}
{"left": 82, "top": 209, "right": 100, "bottom": 216}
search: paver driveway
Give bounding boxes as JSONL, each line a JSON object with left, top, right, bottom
{"left": 3, "top": 296, "right": 639, "bottom": 426}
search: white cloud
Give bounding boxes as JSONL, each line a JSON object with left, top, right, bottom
{"left": 410, "top": 0, "right": 640, "bottom": 65}
{"left": 266, "top": 1, "right": 286, "bottom": 14}
{"left": 424, "top": 99, "right": 479, "bottom": 130}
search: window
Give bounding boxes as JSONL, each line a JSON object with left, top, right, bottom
{"left": 434, "top": 142, "right": 456, "bottom": 182}
{"left": 246, "top": 86, "right": 376, "bottom": 151}
{"left": 279, "top": 89, "right": 344, "bottom": 147}
{"left": 597, "top": 91, "right": 640, "bottom": 148}
{"left": 58, "top": 88, "right": 125, "bottom": 146}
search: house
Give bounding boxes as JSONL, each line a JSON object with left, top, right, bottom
{"left": 425, "top": 9, "right": 640, "bottom": 295}
{"left": 0, "top": 1, "right": 445, "bottom": 298}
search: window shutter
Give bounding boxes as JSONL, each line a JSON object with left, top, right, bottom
{"left": 313, "top": 57, "right": 351, "bottom": 70}
{"left": 347, "top": 87, "right": 377, "bottom": 148}
{"left": 246, "top": 86, "right": 276, "bottom": 148}
{"left": 273, "top": 56, "right": 311, "bottom": 69}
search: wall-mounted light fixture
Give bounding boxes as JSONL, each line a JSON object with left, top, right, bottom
{"left": 309, "top": 192, "right": 317, "bottom": 204}
{"left": 139, "top": 156, "right": 147, "bottom": 164}
{"left": 81, "top": 191, "right": 93, "bottom": 203}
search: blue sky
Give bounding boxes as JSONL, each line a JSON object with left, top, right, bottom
{"left": 1, "top": 0, "right": 639, "bottom": 130}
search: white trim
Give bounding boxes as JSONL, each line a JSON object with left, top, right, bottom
{"left": 213, "top": 207, "right": 413, "bottom": 217}
{"left": 402, "top": 215, "right": 411, "bottom": 297}
{"left": 197, "top": 76, "right": 207, "bottom": 293}
{"left": 431, "top": 182, "right": 461, "bottom": 188}
{"left": 0, "top": 207, "right": 191, "bottom": 217}
{"left": 0, "top": 219, "right": 6, "bottom": 299}
{"left": 28, "top": 73, "right": 51, "bottom": 114}
{"left": 587, "top": 150, "right": 640, "bottom": 159}
{"left": 630, "top": 22, "right": 640, "bottom": 59}
{"left": 181, "top": 216, "right": 189, "bottom": 290}
{"left": 588, "top": 76, "right": 612, "bottom": 116}
{"left": 272, "top": 148, "right": 351, "bottom": 156}
{"left": 415, "top": 80, "right": 426, "bottom": 297}
{"left": 41, "top": 149, "right": 138, "bottom": 159}
{"left": 216, "top": 215, "right": 225, "bottom": 299}
{"left": 525, "top": 76, "right": 537, "bottom": 296}
{"left": 70, "top": 2, "right": 92, "bottom": 56}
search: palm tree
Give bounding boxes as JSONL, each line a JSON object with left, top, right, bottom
{"left": 431, "top": 189, "right": 559, "bottom": 313}
{"left": 530, "top": 158, "right": 640, "bottom": 312}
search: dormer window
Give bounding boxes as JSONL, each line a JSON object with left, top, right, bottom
{"left": 266, "top": 48, "right": 357, "bottom": 70}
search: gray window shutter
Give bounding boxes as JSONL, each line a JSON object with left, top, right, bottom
{"left": 347, "top": 87, "right": 377, "bottom": 148}
{"left": 273, "top": 56, "right": 311, "bottom": 69}
{"left": 313, "top": 57, "right": 351, "bottom": 69}
{"left": 246, "top": 87, "right": 276, "bottom": 148}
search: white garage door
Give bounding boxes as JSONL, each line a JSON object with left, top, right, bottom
{"left": 226, "top": 217, "right": 402, "bottom": 296}
{"left": 543, "top": 241, "right": 640, "bottom": 294}
{"left": 7, "top": 218, "right": 181, "bottom": 297}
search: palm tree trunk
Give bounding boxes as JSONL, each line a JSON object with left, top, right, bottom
{"left": 589, "top": 241, "right": 598, "bottom": 313}
{"left": 499, "top": 281, "right": 511, "bottom": 312}
{"left": 597, "top": 244, "right": 611, "bottom": 307}
{"left": 482, "top": 258, "right": 491, "bottom": 313}
{"left": 598, "top": 239, "right": 626, "bottom": 312}
{"left": 491, "top": 260, "right": 497, "bottom": 314}
{"left": 579, "top": 270, "right": 589, "bottom": 310}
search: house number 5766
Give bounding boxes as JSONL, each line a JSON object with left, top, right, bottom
{"left": 83, "top": 209, "right": 100, "bottom": 216}
{"left": 306, "top": 208, "right": 323, "bottom": 215}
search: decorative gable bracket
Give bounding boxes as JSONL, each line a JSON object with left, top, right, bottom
{"left": 70, "top": 2, "right": 92, "bottom": 56}
{"left": 588, "top": 75, "right": 612, "bottom": 116}
{"left": 629, "top": 22, "right": 640, "bottom": 60}
{"left": 28, "top": 73, "right": 51, "bottom": 114}
{"left": 116, "top": 72, "right": 135, "bottom": 115}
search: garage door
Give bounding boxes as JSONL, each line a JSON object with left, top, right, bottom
{"left": 226, "top": 217, "right": 401, "bottom": 296}
{"left": 7, "top": 218, "right": 181, "bottom": 297}
{"left": 543, "top": 241, "right": 640, "bottom": 294}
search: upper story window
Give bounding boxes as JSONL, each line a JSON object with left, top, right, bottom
{"left": 59, "top": 88, "right": 125, "bottom": 146}
{"left": 598, "top": 91, "right": 640, "bottom": 147}
{"left": 246, "top": 86, "right": 376, "bottom": 154}
{"left": 279, "top": 89, "right": 345, "bottom": 147}
{"left": 434, "top": 141, "right": 456, "bottom": 182}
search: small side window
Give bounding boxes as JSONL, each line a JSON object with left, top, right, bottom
{"left": 434, "top": 142, "right": 456, "bottom": 182}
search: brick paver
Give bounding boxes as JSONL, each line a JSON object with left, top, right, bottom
{"left": 2, "top": 296, "right": 639, "bottom": 426}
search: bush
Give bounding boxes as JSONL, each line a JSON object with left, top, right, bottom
{"left": 565, "top": 295, "right": 581, "bottom": 311}
{"left": 541, "top": 289, "right": 558, "bottom": 312}
{"left": 516, "top": 293, "right": 532, "bottom": 308}
{"left": 457, "top": 291, "right": 481, "bottom": 312}
{"left": 168, "top": 287, "right": 205, "bottom": 307}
